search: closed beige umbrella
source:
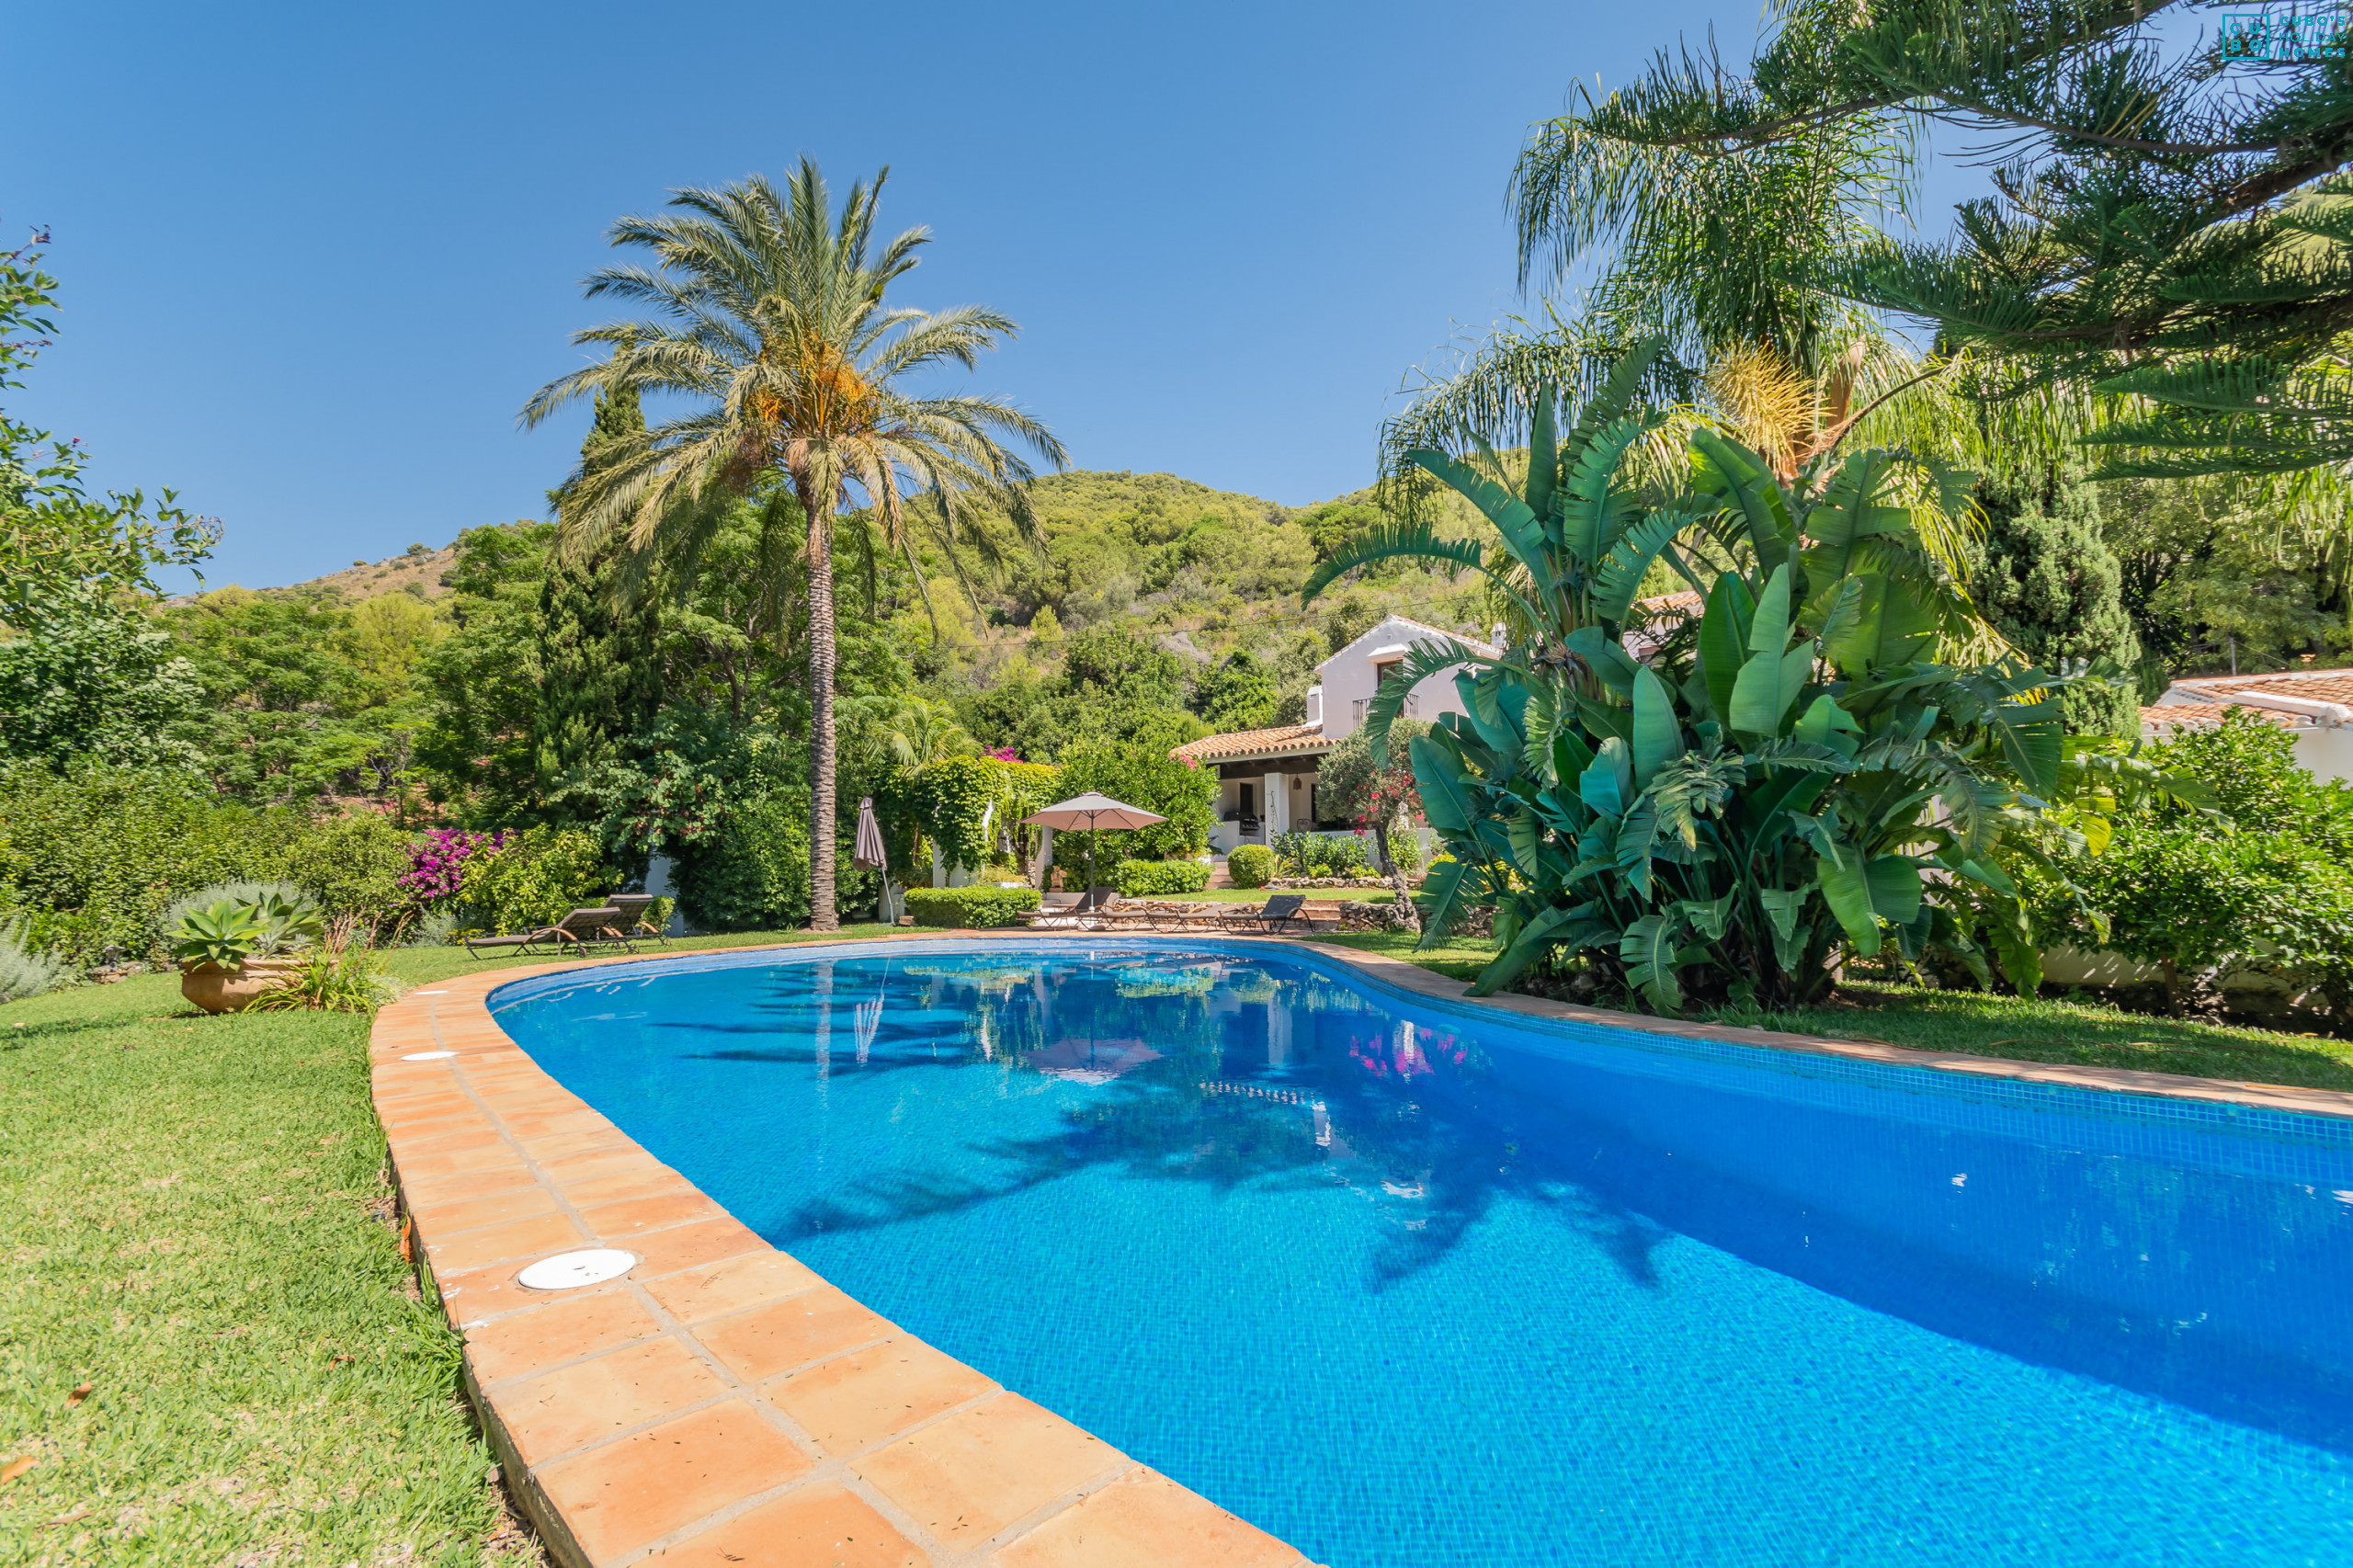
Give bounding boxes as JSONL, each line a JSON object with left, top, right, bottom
{"left": 1020, "top": 793, "right": 1167, "bottom": 894}
{"left": 853, "top": 797, "right": 894, "bottom": 922}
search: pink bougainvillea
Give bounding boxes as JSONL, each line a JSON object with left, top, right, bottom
{"left": 400, "top": 827, "right": 507, "bottom": 902}
{"left": 983, "top": 745, "right": 1021, "bottom": 762}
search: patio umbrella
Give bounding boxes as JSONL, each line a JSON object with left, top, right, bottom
{"left": 852, "top": 796, "right": 888, "bottom": 869}
{"left": 1020, "top": 792, "right": 1167, "bottom": 893}
{"left": 852, "top": 797, "right": 892, "bottom": 921}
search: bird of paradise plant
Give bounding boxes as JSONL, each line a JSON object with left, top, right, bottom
{"left": 1306, "top": 342, "right": 2098, "bottom": 1009}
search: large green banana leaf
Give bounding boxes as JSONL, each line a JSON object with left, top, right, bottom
{"left": 1727, "top": 565, "right": 1815, "bottom": 738}
{"left": 1471, "top": 903, "right": 1606, "bottom": 996}
{"left": 1815, "top": 851, "right": 1924, "bottom": 956}
{"left": 1697, "top": 572, "right": 1756, "bottom": 722}
{"left": 1620, "top": 913, "right": 1688, "bottom": 1012}
{"left": 1631, "top": 665, "right": 1680, "bottom": 789}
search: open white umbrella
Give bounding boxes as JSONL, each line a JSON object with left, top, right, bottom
{"left": 1020, "top": 792, "right": 1167, "bottom": 893}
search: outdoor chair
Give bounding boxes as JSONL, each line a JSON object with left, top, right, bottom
{"left": 1217, "top": 893, "right": 1309, "bottom": 935}
{"left": 609, "top": 892, "right": 671, "bottom": 947}
{"left": 1023, "top": 888, "right": 1120, "bottom": 930}
{"left": 462, "top": 905, "right": 634, "bottom": 960}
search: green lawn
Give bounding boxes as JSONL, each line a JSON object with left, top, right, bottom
{"left": 1310, "top": 930, "right": 2353, "bottom": 1093}
{"left": 0, "top": 926, "right": 892, "bottom": 1568}
{"left": 8, "top": 920, "right": 2347, "bottom": 1563}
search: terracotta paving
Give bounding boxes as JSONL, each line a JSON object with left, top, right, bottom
{"left": 376, "top": 933, "right": 2353, "bottom": 1567}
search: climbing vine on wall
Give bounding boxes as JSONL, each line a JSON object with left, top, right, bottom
{"left": 893, "top": 756, "right": 1061, "bottom": 877}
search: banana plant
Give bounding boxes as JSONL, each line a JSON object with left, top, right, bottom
{"left": 1305, "top": 344, "right": 2078, "bottom": 1009}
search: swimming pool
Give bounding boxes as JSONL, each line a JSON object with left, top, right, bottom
{"left": 491, "top": 940, "right": 2353, "bottom": 1567}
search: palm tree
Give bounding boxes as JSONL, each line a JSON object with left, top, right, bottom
{"left": 523, "top": 159, "right": 1066, "bottom": 928}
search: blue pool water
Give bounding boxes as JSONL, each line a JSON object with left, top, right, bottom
{"left": 491, "top": 941, "right": 2353, "bottom": 1567}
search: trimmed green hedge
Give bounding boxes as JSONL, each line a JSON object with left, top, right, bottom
{"left": 1226, "top": 845, "right": 1275, "bottom": 889}
{"left": 903, "top": 884, "right": 1041, "bottom": 928}
{"left": 1113, "top": 858, "right": 1211, "bottom": 896}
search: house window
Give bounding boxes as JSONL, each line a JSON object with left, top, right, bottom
{"left": 1373, "top": 658, "right": 1403, "bottom": 686}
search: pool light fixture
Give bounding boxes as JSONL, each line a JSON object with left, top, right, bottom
{"left": 518, "top": 1249, "right": 638, "bottom": 1290}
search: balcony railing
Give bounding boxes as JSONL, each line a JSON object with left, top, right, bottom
{"left": 1349, "top": 693, "right": 1420, "bottom": 725}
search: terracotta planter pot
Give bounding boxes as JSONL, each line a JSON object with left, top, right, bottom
{"left": 180, "top": 956, "right": 305, "bottom": 1015}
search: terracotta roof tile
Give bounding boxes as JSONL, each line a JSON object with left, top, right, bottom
{"left": 2174, "top": 668, "right": 2353, "bottom": 706}
{"left": 1172, "top": 722, "right": 1329, "bottom": 764}
{"left": 2142, "top": 701, "right": 2300, "bottom": 732}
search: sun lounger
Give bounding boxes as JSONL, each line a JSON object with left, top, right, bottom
{"left": 1216, "top": 893, "right": 1309, "bottom": 935}
{"left": 609, "top": 892, "right": 671, "bottom": 946}
{"left": 1023, "top": 888, "right": 1120, "bottom": 929}
{"left": 1080, "top": 894, "right": 1312, "bottom": 935}
{"left": 462, "top": 905, "right": 634, "bottom": 960}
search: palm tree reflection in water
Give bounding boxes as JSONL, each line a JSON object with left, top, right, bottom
{"left": 733, "top": 950, "right": 1674, "bottom": 1294}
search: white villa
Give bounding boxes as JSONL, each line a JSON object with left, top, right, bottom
{"left": 2143, "top": 667, "right": 2353, "bottom": 783}
{"left": 1174, "top": 615, "right": 1499, "bottom": 852}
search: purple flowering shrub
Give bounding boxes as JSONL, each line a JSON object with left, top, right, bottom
{"left": 400, "top": 827, "right": 506, "bottom": 902}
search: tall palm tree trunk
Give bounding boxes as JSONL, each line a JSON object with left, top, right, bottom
{"left": 802, "top": 488, "right": 840, "bottom": 931}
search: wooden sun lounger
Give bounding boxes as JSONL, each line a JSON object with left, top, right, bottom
{"left": 1216, "top": 893, "right": 1309, "bottom": 934}
{"left": 463, "top": 905, "right": 634, "bottom": 960}
{"left": 1022, "top": 889, "right": 1120, "bottom": 929}
{"left": 1084, "top": 893, "right": 1312, "bottom": 936}
{"left": 608, "top": 893, "right": 671, "bottom": 946}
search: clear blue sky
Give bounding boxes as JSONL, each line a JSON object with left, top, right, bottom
{"left": 7, "top": 0, "right": 1985, "bottom": 593}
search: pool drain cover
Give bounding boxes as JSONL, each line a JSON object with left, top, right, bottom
{"left": 401, "top": 1051, "right": 458, "bottom": 1062}
{"left": 518, "top": 1249, "right": 637, "bottom": 1290}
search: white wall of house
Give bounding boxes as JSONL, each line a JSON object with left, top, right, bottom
{"left": 1316, "top": 616, "right": 1495, "bottom": 744}
{"left": 2290, "top": 725, "right": 2353, "bottom": 782}
{"left": 2151, "top": 680, "right": 2353, "bottom": 783}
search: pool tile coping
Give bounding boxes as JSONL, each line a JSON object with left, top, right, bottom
{"left": 374, "top": 931, "right": 2353, "bottom": 1568}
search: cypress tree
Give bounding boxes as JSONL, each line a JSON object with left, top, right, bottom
{"left": 532, "top": 378, "right": 665, "bottom": 810}
{"left": 1972, "top": 463, "right": 2143, "bottom": 737}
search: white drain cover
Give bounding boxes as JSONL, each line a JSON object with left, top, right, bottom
{"left": 401, "top": 1051, "right": 458, "bottom": 1062}
{"left": 518, "top": 1249, "right": 637, "bottom": 1290}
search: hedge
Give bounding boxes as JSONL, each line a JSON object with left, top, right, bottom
{"left": 0, "top": 765, "right": 314, "bottom": 961}
{"left": 676, "top": 786, "right": 812, "bottom": 932}
{"left": 1113, "top": 858, "right": 1211, "bottom": 896}
{"left": 1226, "top": 845, "right": 1275, "bottom": 889}
{"left": 903, "top": 884, "right": 1041, "bottom": 928}
{"left": 1272, "top": 829, "right": 1372, "bottom": 879}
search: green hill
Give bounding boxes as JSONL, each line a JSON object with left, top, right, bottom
{"left": 937, "top": 468, "right": 1495, "bottom": 677}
